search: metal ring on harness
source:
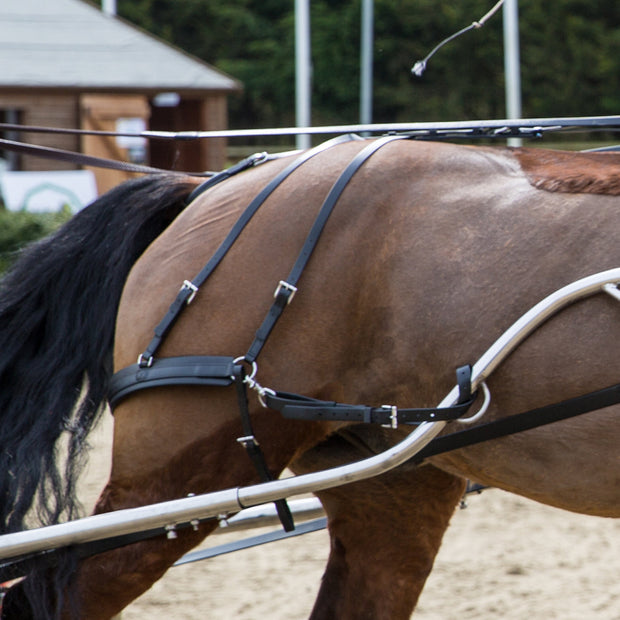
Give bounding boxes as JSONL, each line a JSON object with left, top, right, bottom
{"left": 233, "top": 357, "right": 276, "bottom": 407}
{"left": 232, "top": 356, "right": 257, "bottom": 383}
{"left": 456, "top": 381, "right": 490, "bottom": 424}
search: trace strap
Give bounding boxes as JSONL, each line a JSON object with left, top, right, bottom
{"left": 412, "top": 379, "right": 620, "bottom": 463}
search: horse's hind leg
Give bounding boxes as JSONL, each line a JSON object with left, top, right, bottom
{"left": 65, "top": 389, "right": 331, "bottom": 619}
{"left": 292, "top": 428, "right": 465, "bottom": 620}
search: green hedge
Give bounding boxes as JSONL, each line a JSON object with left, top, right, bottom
{"left": 0, "top": 206, "right": 72, "bottom": 274}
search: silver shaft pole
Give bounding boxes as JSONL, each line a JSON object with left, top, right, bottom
{"left": 2, "top": 268, "right": 620, "bottom": 561}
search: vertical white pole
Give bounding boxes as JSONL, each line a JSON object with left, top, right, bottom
{"left": 295, "top": 0, "right": 312, "bottom": 149}
{"left": 360, "top": 0, "right": 373, "bottom": 127}
{"left": 503, "top": 0, "right": 522, "bottom": 146}
{"left": 102, "top": 0, "right": 117, "bottom": 16}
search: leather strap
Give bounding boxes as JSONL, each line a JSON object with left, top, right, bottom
{"left": 244, "top": 134, "right": 406, "bottom": 363}
{"left": 232, "top": 366, "right": 295, "bottom": 532}
{"left": 184, "top": 151, "right": 269, "bottom": 204}
{"left": 412, "top": 379, "right": 620, "bottom": 463}
{"left": 109, "top": 356, "right": 235, "bottom": 408}
{"left": 264, "top": 365, "right": 476, "bottom": 426}
{"left": 138, "top": 134, "right": 358, "bottom": 366}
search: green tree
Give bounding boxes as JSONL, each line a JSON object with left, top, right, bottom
{"left": 0, "top": 207, "right": 72, "bottom": 273}
{"left": 117, "top": 1, "right": 620, "bottom": 128}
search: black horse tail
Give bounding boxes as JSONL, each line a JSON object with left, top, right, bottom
{"left": 0, "top": 173, "right": 201, "bottom": 538}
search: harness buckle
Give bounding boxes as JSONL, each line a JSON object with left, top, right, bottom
{"left": 237, "top": 435, "right": 259, "bottom": 448}
{"left": 381, "top": 405, "right": 399, "bottom": 429}
{"left": 182, "top": 280, "right": 199, "bottom": 304}
{"left": 137, "top": 353, "right": 153, "bottom": 368}
{"left": 274, "top": 280, "right": 297, "bottom": 304}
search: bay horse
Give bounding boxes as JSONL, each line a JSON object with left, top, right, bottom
{"left": 0, "top": 136, "right": 619, "bottom": 619}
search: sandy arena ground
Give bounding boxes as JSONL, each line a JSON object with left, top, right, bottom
{"left": 81, "top": 415, "right": 619, "bottom": 620}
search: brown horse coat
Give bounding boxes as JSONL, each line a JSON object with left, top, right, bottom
{"left": 64, "top": 140, "right": 620, "bottom": 617}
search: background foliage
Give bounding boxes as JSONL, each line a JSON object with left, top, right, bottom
{"left": 117, "top": 0, "right": 620, "bottom": 128}
{"left": 0, "top": 208, "right": 72, "bottom": 273}
{"left": 3, "top": 2, "right": 618, "bottom": 272}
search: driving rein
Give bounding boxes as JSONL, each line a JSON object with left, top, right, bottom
{"left": 108, "top": 135, "right": 620, "bottom": 531}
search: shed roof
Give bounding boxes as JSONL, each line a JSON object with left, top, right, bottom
{"left": 0, "top": 0, "right": 241, "bottom": 93}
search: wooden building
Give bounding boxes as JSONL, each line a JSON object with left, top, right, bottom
{"left": 0, "top": 0, "right": 241, "bottom": 193}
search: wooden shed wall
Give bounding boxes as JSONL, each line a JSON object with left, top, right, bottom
{"left": 0, "top": 91, "right": 230, "bottom": 193}
{"left": 0, "top": 93, "right": 79, "bottom": 171}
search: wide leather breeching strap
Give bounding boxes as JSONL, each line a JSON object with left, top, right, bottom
{"left": 109, "top": 357, "right": 475, "bottom": 422}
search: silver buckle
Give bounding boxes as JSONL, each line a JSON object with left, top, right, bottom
{"left": 274, "top": 280, "right": 297, "bottom": 304}
{"left": 182, "top": 280, "right": 199, "bottom": 304}
{"left": 137, "top": 353, "right": 153, "bottom": 368}
{"left": 381, "top": 405, "right": 398, "bottom": 429}
{"left": 237, "top": 435, "right": 259, "bottom": 448}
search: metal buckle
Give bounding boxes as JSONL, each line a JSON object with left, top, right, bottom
{"left": 274, "top": 280, "right": 297, "bottom": 304}
{"left": 137, "top": 353, "right": 153, "bottom": 368}
{"left": 182, "top": 280, "right": 199, "bottom": 304}
{"left": 381, "top": 405, "right": 398, "bottom": 429}
{"left": 237, "top": 435, "right": 259, "bottom": 448}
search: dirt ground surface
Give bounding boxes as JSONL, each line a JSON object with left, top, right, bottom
{"left": 81, "top": 415, "right": 619, "bottom": 620}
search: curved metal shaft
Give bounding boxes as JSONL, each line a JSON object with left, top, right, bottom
{"left": 1, "top": 268, "right": 620, "bottom": 561}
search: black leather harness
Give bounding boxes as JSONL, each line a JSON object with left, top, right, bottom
{"left": 109, "top": 134, "right": 620, "bottom": 533}
{"left": 109, "top": 134, "right": 481, "bottom": 532}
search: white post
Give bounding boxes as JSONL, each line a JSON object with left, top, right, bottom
{"left": 503, "top": 0, "right": 522, "bottom": 146}
{"left": 295, "top": 0, "right": 312, "bottom": 150}
{"left": 102, "top": 0, "right": 117, "bottom": 16}
{"left": 360, "top": 0, "right": 373, "bottom": 127}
